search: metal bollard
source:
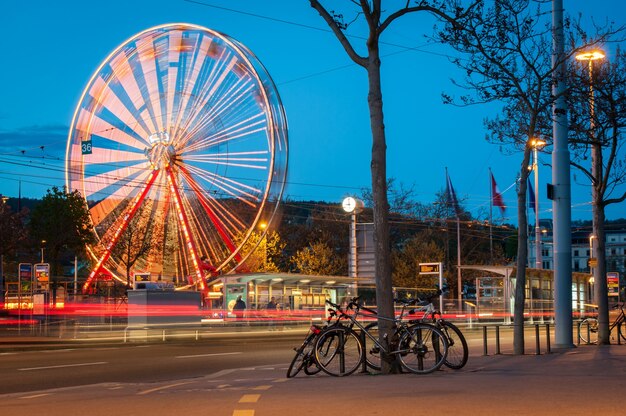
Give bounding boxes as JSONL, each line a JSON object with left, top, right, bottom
{"left": 483, "top": 326, "right": 488, "bottom": 356}
{"left": 545, "top": 324, "right": 551, "bottom": 353}
{"left": 618, "top": 322, "right": 622, "bottom": 345}
{"left": 495, "top": 326, "right": 501, "bottom": 355}
{"left": 535, "top": 324, "right": 541, "bottom": 355}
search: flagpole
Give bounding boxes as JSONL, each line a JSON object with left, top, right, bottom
{"left": 457, "top": 215, "right": 462, "bottom": 303}
{"left": 489, "top": 168, "right": 494, "bottom": 263}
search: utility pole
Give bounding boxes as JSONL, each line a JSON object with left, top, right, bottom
{"left": 551, "top": 0, "right": 574, "bottom": 349}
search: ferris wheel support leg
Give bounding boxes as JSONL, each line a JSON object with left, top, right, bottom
{"left": 82, "top": 169, "right": 160, "bottom": 294}
{"left": 166, "top": 167, "right": 206, "bottom": 291}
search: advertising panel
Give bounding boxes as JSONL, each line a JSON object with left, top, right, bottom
{"left": 607, "top": 272, "right": 620, "bottom": 297}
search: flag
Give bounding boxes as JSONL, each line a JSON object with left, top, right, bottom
{"left": 528, "top": 178, "right": 536, "bottom": 214}
{"left": 490, "top": 172, "right": 506, "bottom": 215}
{"left": 445, "top": 169, "right": 462, "bottom": 218}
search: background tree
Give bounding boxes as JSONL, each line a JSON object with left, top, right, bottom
{"left": 28, "top": 187, "right": 94, "bottom": 299}
{"left": 108, "top": 201, "right": 161, "bottom": 286}
{"left": 240, "top": 230, "right": 286, "bottom": 273}
{"left": 291, "top": 240, "right": 347, "bottom": 276}
{"left": 433, "top": 0, "right": 615, "bottom": 354}
{"left": 568, "top": 45, "right": 626, "bottom": 344}
{"left": 0, "top": 200, "right": 28, "bottom": 294}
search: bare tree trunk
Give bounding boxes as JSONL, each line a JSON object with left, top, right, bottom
{"left": 593, "top": 141, "right": 610, "bottom": 344}
{"left": 514, "top": 148, "right": 532, "bottom": 355}
{"left": 366, "top": 51, "right": 397, "bottom": 373}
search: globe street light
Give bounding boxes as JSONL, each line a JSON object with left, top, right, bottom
{"left": 530, "top": 138, "right": 546, "bottom": 269}
{"left": 342, "top": 197, "right": 364, "bottom": 292}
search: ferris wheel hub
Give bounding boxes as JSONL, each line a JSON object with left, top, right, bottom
{"left": 146, "top": 132, "right": 176, "bottom": 169}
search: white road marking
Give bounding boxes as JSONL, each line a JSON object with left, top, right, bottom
{"left": 19, "top": 393, "right": 51, "bottom": 399}
{"left": 18, "top": 361, "right": 107, "bottom": 371}
{"left": 175, "top": 352, "right": 242, "bottom": 359}
{"left": 137, "top": 381, "right": 192, "bottom": 395}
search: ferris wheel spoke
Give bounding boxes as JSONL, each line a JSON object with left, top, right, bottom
{"left": 83, "top": 161, "right": 151, "bottom": 203}
{"left": 183, "top": 163, "right": 262, "bottom": 207}
{"left": 177, "top": 73, "right": 256, "bottom": 147}
{"left": 165, "top": 167, "right": 205, "bottom": 289}
{"left": 178, "top": 168, "right": 242, "bottom": 259}
{"left": 134, "top": 36, "right": 165, "bottom": 134}
{"left": 82, "top": 169, "right": 160, "bottom": 293}
{"left": 86, "top": 70, "right": 154, "bottom": 142}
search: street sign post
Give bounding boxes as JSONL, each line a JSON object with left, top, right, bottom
{"left": 419, "top": 262, "right": 443, "bottom": 312}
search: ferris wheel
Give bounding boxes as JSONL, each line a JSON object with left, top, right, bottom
{"left": 65, "top": 23, "right": 288, "bottom": 292}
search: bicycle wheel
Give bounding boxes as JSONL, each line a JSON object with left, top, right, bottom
{"left": 579, "top": 318, "right": 599, "bottom": 344}
{"left": 440, "top": 321, "right": 468, "bottom": 370}
{"left": 314, "top": 327, "right": 363, "bottom": 377}
{"left": 362, "top": 322, "right": 381, "bottom": 371}
{"left": 398, "top": 323, "right": 448, "bottom": 374}
{"left": 287, "top": 333, "right": 315, "bottom": 378}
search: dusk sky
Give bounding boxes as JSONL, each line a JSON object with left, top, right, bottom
{"left": 1, "top": 1, "right": 625, "bottom": 223}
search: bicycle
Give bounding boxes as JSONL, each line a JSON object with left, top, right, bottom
{"left": 411, "top": 289, "right": 469, "bottom": 370}
{"left": 578, "top": 302, "right": 626, "bottom": 345}
{"left": 314, "top": 298, "right": 448, "bottom": 376}
{"left": 286, "top": 307, "right": 339, "bottom": 378}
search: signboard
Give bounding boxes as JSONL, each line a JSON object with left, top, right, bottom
{"left": 134, "top": 273, "right": 151, "bottom": 282}
{"left": 588, "top": 258, "right": 598, "bottom": 268}
{"left": 19, "top": 263, "right": 33, "bottom": 281}
{"left": 419, "top": 262, "right": 441, "bottom": 275}
{"left": 34, "top": 263, "right": 49, "bottom": 283}
{"left": 81, "top": 139, "right": 93, "bottom": 155}
{"left": 607, "top": 272, "right": 620, "bottom": 297}
{"left": 225, "top": 284, "right": 247, "bottom": 312}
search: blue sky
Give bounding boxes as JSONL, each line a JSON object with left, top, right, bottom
{"left": 0, "top": 0, "right": 624, "bottom": 223}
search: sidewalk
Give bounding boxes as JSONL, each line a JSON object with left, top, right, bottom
{"left": 270, "top": 344, "right": 626, "bottom": 415}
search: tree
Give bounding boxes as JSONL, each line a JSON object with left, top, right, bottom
{"left": 291, "top": 240, "right": 346, "bottom": 276}
{"left": 0, "top": 200, "right": 28, "bottom": 292}
{"left": 392, "top": 235, "right": 444, "bottom": 288}
{"left": 108, "top": 201, "right": 162, "bottom": 286}
{"left": 568, "top": 46, "right": 626, "bottom": 344}
{"left": 240, "top": 230, "right": 286, "bottom": 273}
{"left": 28, "top": 187, "right": 94, "bottom": 298}
{"left": 433, "top": 0, "right": 615, "bottom": 354}
{"left": 310, "top": 0, "right": 477, "bottom": 373}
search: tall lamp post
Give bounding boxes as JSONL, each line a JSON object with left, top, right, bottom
{"left": 342, "top": 197, "right": 364, "bottom": 296}
{"left": 258, "top": 222, "right": 268, "bottom": 271}
{"left": 575, "top": 50, "right": 605, "bottom": 294}
{"left": 531, "top": 138, "right": 546, "bottom": 270}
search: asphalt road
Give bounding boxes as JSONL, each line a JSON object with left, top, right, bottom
{"left": 0, "top": 334, "right": 302, "bottom": 394}
{"left": 2, "top": 326, "right": 623, "bottom": 416}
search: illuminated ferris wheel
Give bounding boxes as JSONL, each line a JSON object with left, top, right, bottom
{"left": 65, "top": 23, "right": 288, "bottom": 292}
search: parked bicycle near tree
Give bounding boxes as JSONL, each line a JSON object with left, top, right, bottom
{"left": 579, "top": 302, "right": 626, "bottom": 345}
{"left": 411, "top": 289, "right": 469, "bottom": 370}
{"left": 314, "top": 297, "right": 448, "bottom": 376}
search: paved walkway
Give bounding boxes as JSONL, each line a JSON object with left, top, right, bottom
{"left": 272, "top": 344, "right": 626, "bottom": 415}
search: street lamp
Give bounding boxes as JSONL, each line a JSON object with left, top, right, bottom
{"left": 40, "top": 240, "right": 47, "bottom": 263}
{"left": 575, "top": 49, "right": 605, "bottom": 298}
{"left": 530, "top": 138, "right": 546, "bottom": 269}
{"left": 342, "top": 197, "right": 364, "bottom": 296}
{"left": 258, "top": 222, "right": 268, "bottom": 271}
